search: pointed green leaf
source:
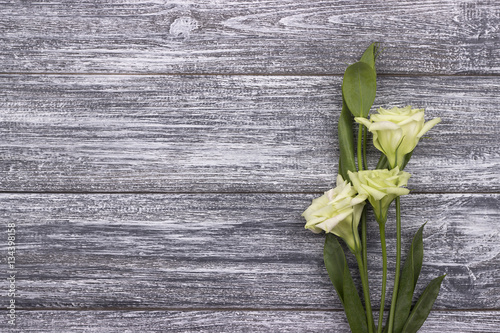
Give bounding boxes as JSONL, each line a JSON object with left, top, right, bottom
{"left": 401, "top": 275, "right": 446, "bottom": 333}
{"left": 400, "top": 150, "right": 414, "bottom": 171}
{"left": 410, "top": 226, "right": 425, "bottom": 288}
{"left": 342, "top": 61, "right": 377, "bottom": 118}
{"left": 360, "top": 42, "right": 379, "bottom": 69}
{"left": 393, "top": 224, "right": 425, "bottom": 333}
{"left": 343, "top": 260, "right": 369, "bottom": 333}
{"left": 338, "top": 98, "right": 356, "bottom": 181}
{"left": 324, "top": 234, "right": 346, "bottom": 302}
{"left": 324, "top": 235, "right": 368, "bottom": 333}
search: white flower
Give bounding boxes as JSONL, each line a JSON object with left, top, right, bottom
{"left": 303, "top": 175, "right": 367, "bottom": 252}
{"left": 355, "top": 106, "right": 441, "bottom": 169}
{"left": 348, "top": 168, "right": 411, "bottom": 224}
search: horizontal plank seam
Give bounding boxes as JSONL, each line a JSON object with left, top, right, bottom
{"left": 0, "top": 191, "right": 497, "bottom": 195}
{"left": 11, "top": 307, "right": 500, "bottom": 312}
{"left": 1, "top": 72, "right": 500, "bottom": 77}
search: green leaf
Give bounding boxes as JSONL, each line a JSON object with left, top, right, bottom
{"left": 324, "top": 234, "right": 368, "bottom": 333}
{"left": 401, "top": 275, "right": 446, "bottom": 333}
{"left": 360, "top": 42, "right": 379, "bottom": 69}
{"left": 343, "top": 260, "right": 369, "bottom": 333}
{"left": 342, "top": 61, "right": 377, "bottom": 118}
{"left": 392, "top": 224, "right": 425, "bottom": 333}
{"left": 338, "top": 98, "right": 356, "bottom": 181}
{"left": 410, "top": 226, "right": 425, "bottom": 288}
{"left": 400, "top": 150, "right": 414, "bottom": 171}
{"left": 324, "top": 234, "right": 346, "bottom": 301}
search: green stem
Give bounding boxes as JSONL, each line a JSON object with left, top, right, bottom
{"left": 357, "top": 125, "right": 363, "bottom": 171}
{"left": 388, "top": 197, "right": 402, "bottom": 332}
{"left": 355, "top": 250, "right": 375, "bottom": 333}
{"left": 363, "top": 125, "right": 368, "bottom": 169}
{"left": 359, "top": 125, "right": 369, "bottom": 316}
{"left": 361, "top": 124, "right": 369, "bottom": 298}
{"left": 377, "top": 223, "right": 388, "bottom": 333}
{"left": 362, "top": 209, "right": 368, "bottom": 298}
{"left": 356, "top": 124, "right": 374, "bottom": 332}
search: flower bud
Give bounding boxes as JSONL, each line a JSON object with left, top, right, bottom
{"left": 355, "top": 106, "right": 441, "bottom": 169}
{"left": 303, "top": 175, "right": 367, "bottom": 252}
{"left": 348, "top": 168, "right": 410, "bottom": 225}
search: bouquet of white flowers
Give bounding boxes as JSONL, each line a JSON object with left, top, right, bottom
{"left": 303, "top": 43, "right": 444, "bottom": 333}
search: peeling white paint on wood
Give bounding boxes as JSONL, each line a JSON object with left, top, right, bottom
{"left": 7, "top": 310, "right": 500, "bottom": 332}
{"left": 0, "top": 75, "right": 498, "bottom": 192}
{"left": 1, "top": 0, "right": 499, "bottom": 330}
{"left": 0, "top": 193, "right": 497, "bottom": 310}
{"left": 0, "top": 0, "right": 499, "bottom": 74}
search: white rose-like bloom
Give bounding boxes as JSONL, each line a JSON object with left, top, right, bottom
{"left": 355, "top": 106, "right": 441, "bottom": 169}
{"left": 303, "top": 175, "right": 367, "bottom": 252}
{"left": 348, "top": 168, "right": 411, "bottom": 225}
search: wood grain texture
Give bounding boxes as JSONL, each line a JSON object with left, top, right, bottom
{"left": 1, "top": 74, "right": 499, "bottom": 193}
{"left": 3, "top": 310, "right": 500, "bottom": 332}
{"left": 1, "top": 1, "right": 499, "bottom": 330}
{"left": 1, "top": 0, "right": 499, "bottom": 74}
{"left": 1, "top": 193, "right": 498, "bottom": 310}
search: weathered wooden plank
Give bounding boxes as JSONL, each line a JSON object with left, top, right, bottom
{"left": 1, "top": 75, "right": 499, "bottom": 193}
{"left": 1, "top": 0, "right": 499, "bottom": 74}
{"left": 2, "top": 310, "right": 500, "bottom": 332}
{"left": 0, "top": 193, "right": 498, "bottom": 309}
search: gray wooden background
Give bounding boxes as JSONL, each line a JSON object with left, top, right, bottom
{"left": 1, "top": 0, "right": 499, "bottom": 332}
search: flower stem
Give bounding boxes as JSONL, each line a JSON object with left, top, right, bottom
{"left": 357, "top": 125, "right": 364, "bottom": 171}
{"left": 360, "top": 124, "right": 370, "bottom": 286}
{"left": 363, "top": 125, "right": 368, "bottom": 169}
{"left": 355, "top": 250, "right": 375, "bottom": 333}
{"left": 358, "top": 125, "right": 369, "bottom": 306}
{"left": 362, "top": 209, "right": 368, "bottom": 296}
{"left": 377, "top": 222, "right": 388, "bottom": 333}
{"left": 388, "top": 197, "right": 402, "bottom": 332}
{"left": 356, "top": 124, "right": 374, "bottom": 332}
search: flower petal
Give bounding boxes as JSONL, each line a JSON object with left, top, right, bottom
{"left": 355, "top": 117, "right": 372, "bottom": 129}
{"left": 361, "top": 183, "right": 386, "bottom": 201}
{"left": 369, "top": 121, "right": 401, "bottom": 131}
{"left": 386, "top": 187, "right": 410, "bottom": 196}
{"left": 417, "top": 117, "right": 442, "bottom": 138}
{"left": 320, "top": 209, "right": 353, "bottom": 233}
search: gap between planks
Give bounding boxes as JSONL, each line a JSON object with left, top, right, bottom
{"left": 0, "top": 191, "right": 498, "bottom": 195}
{"left": 12, "top": 307, "right": 500, "bottom": 312}
{"left": 1, "top": 72, "right": 500, "bottom": 77}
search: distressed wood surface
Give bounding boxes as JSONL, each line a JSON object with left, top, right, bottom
{"left": 2, "top": 0, "right": 499, "bottom": 331}
{"left": 1, "top": 0, "right": 499, "bottom": 75}
{"left": 5, "top": 310, "right": 500, "bottom": 332}
{"left": 0, "top": 193, "right": 498, "bottom": 310}
{"left": 1, "top": 75, "right": 499, "bottom": 193}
